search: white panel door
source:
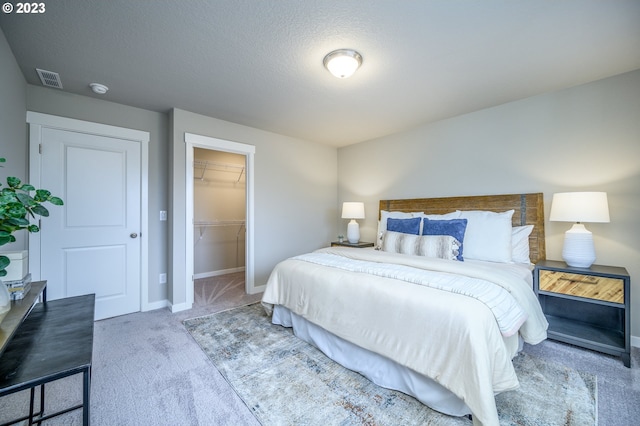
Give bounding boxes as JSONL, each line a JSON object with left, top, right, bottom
{"left": 39, "top": 127, "right": 141, "bottom": 320}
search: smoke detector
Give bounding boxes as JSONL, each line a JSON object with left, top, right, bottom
{"left": 89, "top": 83, "right": 109, "bottom": 94}
{"left": 36, "top": 68, "right": 63, "bottom": 89}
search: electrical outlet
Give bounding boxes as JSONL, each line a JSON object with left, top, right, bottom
{"left": 160, "top": 210, "right": 167, "bottom": 221}
{"left": 159, "top": 273, "right": 167, "bottom": 284}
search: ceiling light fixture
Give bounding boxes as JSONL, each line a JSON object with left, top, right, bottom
{"left": 323, "top": 49, "right": 363, "bottom": 79}
{"left": 89, "top": 83, "right": 109, "bottom": 95}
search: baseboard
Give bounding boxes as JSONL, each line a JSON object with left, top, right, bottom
{"left": 194, "top": 267, "right": 245, "bottom": 280}
{"left": 631, "top": 335, "right": 640, "bottom": 348}
{"left": 250, "top": 283, "right": 266, "bottom": 294}
{"left": 143, "top": 299, "right": 170, "bottom": 312}
{"left": 170, "top": 301, "right": 192, "bottom": 313}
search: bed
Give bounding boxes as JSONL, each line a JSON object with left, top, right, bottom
{"left": 262, "top": 193, "right": 549, "bottom": 426}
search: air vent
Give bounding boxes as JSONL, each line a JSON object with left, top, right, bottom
{"left": 36, "top": 68, "right": 63, "bottom": 89}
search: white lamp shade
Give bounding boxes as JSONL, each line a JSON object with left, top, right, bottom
{"left": 341, "top": 202, "right": 365, "bottom": 219}
{"left": 549, "top": 192, "right": 610, "bottom": 223}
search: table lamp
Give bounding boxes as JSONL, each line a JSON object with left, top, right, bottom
{"left": 341, "top": 202, "right": 365, "bottom": 243}
{"left": 549, "top": 192, "right": 610, "bottom": 268}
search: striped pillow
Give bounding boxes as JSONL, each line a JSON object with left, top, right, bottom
{"left": 381, "top": 231, "right": 461, "bottom": 261}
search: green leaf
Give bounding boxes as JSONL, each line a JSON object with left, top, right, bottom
{"left": 0, "top": 270, "right": 6, "bottom": 277}
{"left": 34, "top": 189, "right": 51, "bottom": 202}
{"left": 0, "top": 255, "right": 9, "bottom": 270}
{"left": 49, "top": 197, "right": 64, "bottom": 206}
{"left": 7, "top": 204, "right": 27, "bottom": 218}
{"left": 0, "top": 234, "right": 11, "bottom": 246}
{"left": 0, "top": 193, "right": 16, "bottom": 204}
{"left": 7, "top": 217, "right": 28, "bottom": 226}
{"left": 15, "top": 192, "right": 35, "bottom": 206}
{"left": 7, "top": 176, "right": 21, "bottom": 188}
{"left": 32, "top": 205, "right": 50, "bottom": 217}
{"left": 27, "top": 224, "right": 40, "bottom": 233}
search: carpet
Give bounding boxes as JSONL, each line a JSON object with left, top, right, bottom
{"left": 184, "top": 303, "right": 597, "bottom": 426}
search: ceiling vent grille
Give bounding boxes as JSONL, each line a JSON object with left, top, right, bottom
{"left": 36, "top": 68, "right": 63, "bottom": 89}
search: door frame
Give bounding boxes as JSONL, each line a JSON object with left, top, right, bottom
{"left": 26, "top": 112, "right": 150, "bottom": 311}
{"left": 184, "top": 133, "right": 256, "bottom": 305}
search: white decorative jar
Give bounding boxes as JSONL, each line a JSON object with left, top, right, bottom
{"left": 0, "top": 250, "right": 28, "bottom": 281}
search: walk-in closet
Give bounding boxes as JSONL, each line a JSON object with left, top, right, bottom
{"left": 192, "top": 148, "right": 247, "bottom": 306}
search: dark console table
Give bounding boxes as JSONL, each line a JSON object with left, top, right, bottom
{"left": 0, "top": 281, "right": 47, "bottom": 357}
{"left": 0, "top": 293, "right": 95, "bottom": 425}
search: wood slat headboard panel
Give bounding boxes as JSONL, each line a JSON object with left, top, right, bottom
{"left": 379, "top": 193, "right": 546, "bottom": 264}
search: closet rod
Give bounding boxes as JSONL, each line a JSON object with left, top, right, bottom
{"left": 194, "top": 220, "right": 245, "bottom": 244}
{"left": 194, "top": 160, "right": 245, "bottom": 182}
{"left": 194, "top": 220, "right": 245, "bottom": 227}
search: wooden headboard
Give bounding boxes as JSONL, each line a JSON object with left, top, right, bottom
{"left": 379, "top": 193, "right": 546, "bottom": 264}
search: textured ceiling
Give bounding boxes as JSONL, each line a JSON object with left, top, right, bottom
{"left": 1, "top": 1, "right": 639, "bottom": 147}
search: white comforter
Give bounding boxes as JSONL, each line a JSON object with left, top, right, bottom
{"left": 262, "top": 247, "right": 548, "bottom": 426}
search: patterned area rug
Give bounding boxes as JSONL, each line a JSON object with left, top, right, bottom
{"left": 184, "top": 303, "right": 597, "bottom": 425}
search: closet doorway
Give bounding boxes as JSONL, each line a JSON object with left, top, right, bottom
{"left": 185, "top": 133, "right": 256, "bottom": 309}
{"left": 193, "top": 148, "right": 246, "bottom": 305}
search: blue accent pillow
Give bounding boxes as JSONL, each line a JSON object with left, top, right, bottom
{"left": 422, "top": 218, "right": 468, "bottom": 261}
{"left": 386, "top": 217, "right": 421, "bottom": 235}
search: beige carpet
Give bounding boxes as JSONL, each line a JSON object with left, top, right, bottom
{"left": 0, "top": 273, "right": 261, "bottom": 426}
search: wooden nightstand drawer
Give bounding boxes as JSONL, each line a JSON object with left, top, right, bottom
{"left": 538, "top": 270, "right": 624, "bottom": 304}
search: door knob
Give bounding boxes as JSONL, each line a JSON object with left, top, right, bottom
{"left": 130, "top": 233, "right": 138, "bottom": 238}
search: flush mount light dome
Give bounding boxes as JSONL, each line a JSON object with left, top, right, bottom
{"left": 323, "top": 49, "right": 363, "bottom": 78}
{"left": 89, "top": 83, "right": 109, "bottom": 94}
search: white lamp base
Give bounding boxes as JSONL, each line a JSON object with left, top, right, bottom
{"left": 347, "top": 219, "right": 360, "bottom": 243}
{"left": 562, "top": 223, "right": 596, "bottom": 268}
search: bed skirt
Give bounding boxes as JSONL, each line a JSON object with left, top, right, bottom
{"left": 272, "top": 304, "right": 473, "bottom": 417}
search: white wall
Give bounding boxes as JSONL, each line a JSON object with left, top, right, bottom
{"left": 338, "top": 69, "right": 640, "bottom": 340}
{"left": 171, "top": 108, "right": 337, "bottom": 307}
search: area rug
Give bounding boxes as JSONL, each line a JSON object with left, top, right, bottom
{"left": 184, "top": 303, "right": 597, "bottom": 426}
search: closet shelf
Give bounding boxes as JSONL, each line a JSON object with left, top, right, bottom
{"left": 195, "top": 220, "right": 245, "bottom": 242}
{"left": 194, "top": 160, "right": 245, "bottom": 182}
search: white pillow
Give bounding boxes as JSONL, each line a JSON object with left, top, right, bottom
{"left": 512, "top": 225, "right": 534, "bottom": 264}
{"left": 414, "top": 211, "right": 460, "bottom": 234}
{"left": 456, "top": 210, "right": 514, "bottom": 263}
{"left": 381, "top": 231, "right": 460, "bottom": 260}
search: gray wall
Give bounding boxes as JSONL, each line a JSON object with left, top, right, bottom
{"left": 2, "top": 24, "right": 338, "bottom": 311}
{"left": 0, "top": 28, "right": 27, "bottom": 250}
{"left": 170, "top": 108, "right": 338, "bottom": 307}
{"left": 5, "top": 24, "right": 638, "bottom": 342}
{"left": 338, "top": 69, "right": 640, "bottom": 341}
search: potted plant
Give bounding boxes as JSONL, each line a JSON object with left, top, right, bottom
{"left": 0, "top": 156, "right": 63, "bottom": 321}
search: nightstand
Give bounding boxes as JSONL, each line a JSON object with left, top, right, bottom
{"left": 330, "top": 241, "right": 374, "bottom": 248}
{"left": 534, "top": 259, "right": 630, "bottom": 367}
